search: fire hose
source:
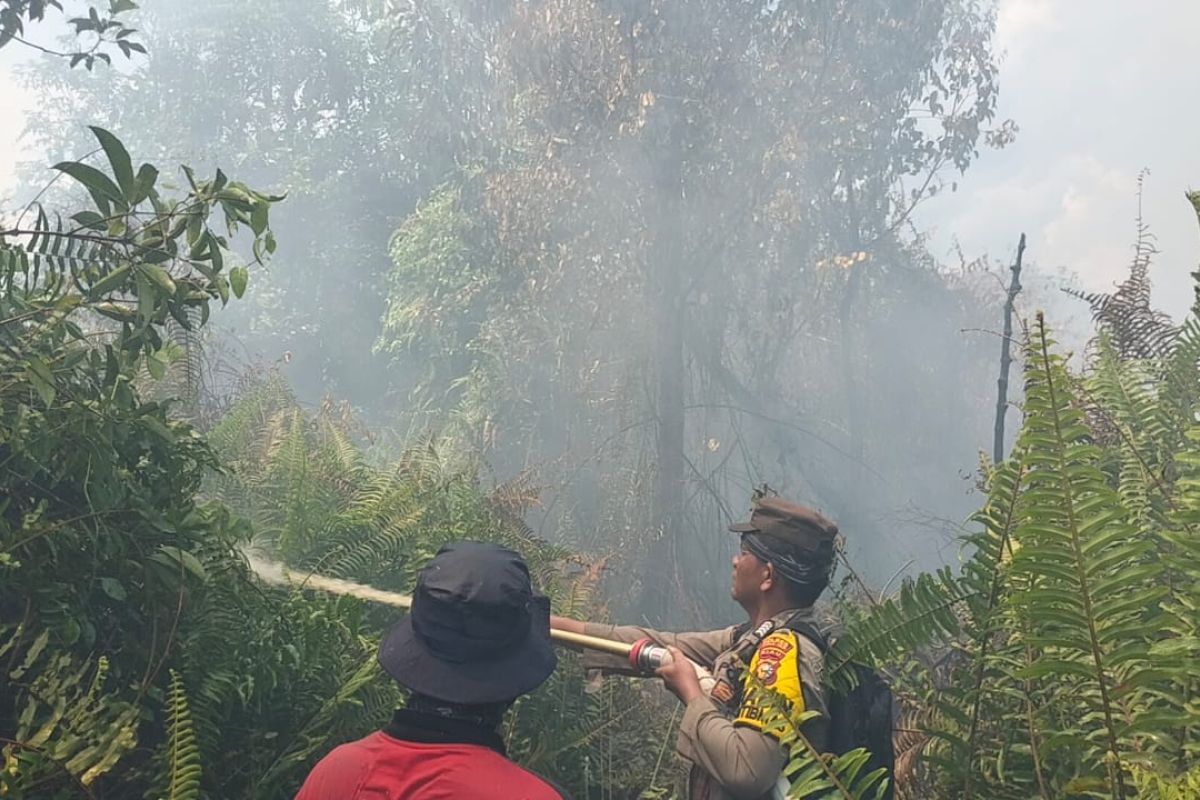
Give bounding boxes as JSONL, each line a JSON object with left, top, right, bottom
{"left": 249, "top": 556, "right": 714, "bottom": 686}
{"left": 251, "top": 558, "right": 790, "bottom": 798}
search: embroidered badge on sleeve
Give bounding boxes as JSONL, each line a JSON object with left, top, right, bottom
{"left": 733, "top": 630, "right": 806, "bottom": 736}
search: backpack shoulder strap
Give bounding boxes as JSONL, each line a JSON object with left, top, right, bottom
{"left": 781, "top": 616, "right": 829, "bottom": 654}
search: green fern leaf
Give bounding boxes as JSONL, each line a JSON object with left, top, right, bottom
{"left": 164, "top": 669, "right": 201, "bottom": 800}
{"left": 1010, "top": 315, "right": 1166, "bottom": 799}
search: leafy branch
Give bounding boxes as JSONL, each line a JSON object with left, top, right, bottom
{"left": 0, "top": 0, "right": 144, "bottom": 70}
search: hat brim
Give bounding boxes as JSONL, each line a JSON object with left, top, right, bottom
{"left": 377, "top": 595, "right": 557, "bottom": 704}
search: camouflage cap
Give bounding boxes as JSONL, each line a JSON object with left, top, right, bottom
{"left": 728, "top": 495, "right": 839, "bottom": 555}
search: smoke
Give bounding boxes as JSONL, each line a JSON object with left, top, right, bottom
{"left": 16, "top": 0, "right": 1173, "bottom": 624}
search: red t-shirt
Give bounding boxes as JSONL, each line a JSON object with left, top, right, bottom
{"left": 294, "top": 731, "right": 564, "bottom": 800}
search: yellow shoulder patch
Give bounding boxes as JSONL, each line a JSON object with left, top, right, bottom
{"left": 733, "top": 630, "right": 806, "bottom": 735}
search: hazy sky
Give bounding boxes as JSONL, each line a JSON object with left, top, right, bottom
{"left": 0, "top": 49, "right": 30, "bottom": 203}
{"left": 914, "top": 0, "right": 1200, "bottom": 323}
{"left": 3, "top": 0, "right": 1199, "bottom": 322}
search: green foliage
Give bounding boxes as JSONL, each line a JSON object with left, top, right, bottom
{"left": 4, "top": 8, "right": 1197, "bottom": 799}
{"left": 16, "top": 0, "right": 1014, "bottom": 640}
{"left": 205, "top": 376, "right": 554, "bottom": 591}
{"left": 862, "top": 314, "right": 1199, "bottom": 798}
{"left": 162, "top": 670, "right": 200, "bottom": 800}
{"left": 0, "top": 629, "right": 139, "bottom": 797}
{"left": 1, "top": 129, "right": 658, "bottom": 798}
{"left": 824, "top": 568, "right": 968, "bottom": 694}
{"left": 363, "top": 0, "right": 1013, "bottom": 620}
{"left": 19, "top": 0, "right": 442, "bottom": 409}
{"left": 807, "top": 201, "right": 1200, "bottom": 795}
{"left": 203, "top": 379, "right": 671, "bottom": 796}
{"left": 1009, "top": 318, "right": 1154, "bottom": 796}
{"left": 377, "top": 179, "right": 492, "bottom": 363}
{"left": 0, "top": 131, "right": 280, "bottom": 797}
{"left": 778, "top": 711, "right": 889, "bottom": 800}
{"left": 1130, "top": 763, "right": 1200, "bottom": 799}
{"left": 0, "top": 0, "right": 143, "bottom": 69}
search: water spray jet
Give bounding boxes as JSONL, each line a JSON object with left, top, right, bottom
{"left": 244, "top": 552, "right": 682, "bottom": 673}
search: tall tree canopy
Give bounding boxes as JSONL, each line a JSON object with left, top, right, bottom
{"left": 375, "top": 0, "right": 1012, "bottom": 617}
{"left": 19, "top": 0, "right": 1013, "bottom": 619}
{"left": 17, "top": 0, "right": 445, "bottom": 405}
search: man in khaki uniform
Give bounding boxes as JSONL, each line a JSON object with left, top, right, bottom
{"left": 552, "top": 496, "right": 839, "bottom": 800}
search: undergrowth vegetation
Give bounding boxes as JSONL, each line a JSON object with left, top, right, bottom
{"left": 809, "top": 192, "right": 1200, "bottom": 800}
{"left": 0, "top": 131, "right": 666, "bottom": 799}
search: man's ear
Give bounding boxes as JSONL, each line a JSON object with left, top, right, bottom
{"left": 760, "top": 562, "right": 775, "bottom": 593}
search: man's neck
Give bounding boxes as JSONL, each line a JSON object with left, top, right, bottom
{"left": 746, "top": 594, "right": 799, "bottom": 628}
{"left": 387, "top": 708, "right": 507, "bottom": 756}
{"left": 405, "top": 694, "right": 507, "bottom": 730}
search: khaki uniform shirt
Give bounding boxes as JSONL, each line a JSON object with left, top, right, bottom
{"left": 583, "top": 609, "right": 828, "bottom": 800}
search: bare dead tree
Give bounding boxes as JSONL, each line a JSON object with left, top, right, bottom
{"left": 993, "top": 233, "right": 1025, "bottom": 464}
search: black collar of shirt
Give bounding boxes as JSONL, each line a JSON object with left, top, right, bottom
{"left": 383, "top": 708, "right": 507, "bottom": 757}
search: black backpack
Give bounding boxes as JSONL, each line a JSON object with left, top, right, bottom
{"left": 785, "top": 620, "right": 896, "bottom": 800}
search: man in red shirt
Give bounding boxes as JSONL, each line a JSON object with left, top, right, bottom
{"left": 295, "top": 541, "right": 566, "bottom": 800}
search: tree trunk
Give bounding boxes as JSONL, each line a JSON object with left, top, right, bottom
{"left": 647, "top": 264, "right": 686, "bottom": 619}
{"left": 840, "top": 260, "right": 866, "bottom": 472}
{"left": 642, "top": 137, "right": 688, "bottom": 623}
{"left": 993, "top": 233, "right": 1025, "bottom": 464}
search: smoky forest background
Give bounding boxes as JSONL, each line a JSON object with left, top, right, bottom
{"left": 1, "top": 1, "right": 1198, "bottom": 798}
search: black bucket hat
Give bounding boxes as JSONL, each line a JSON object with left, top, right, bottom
{"left": 378, "top": 541, "right": 556, "bottom": 705}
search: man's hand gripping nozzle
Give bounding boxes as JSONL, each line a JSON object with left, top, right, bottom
{"left": 630, "top": 638, "right": 716, "bottom": 695}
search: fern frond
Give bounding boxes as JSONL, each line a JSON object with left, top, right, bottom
{"left": 1161, "top": 316, "right": 1200, "bottom": 436}
{"left": 781, "top": 725, "right": 889, "bottom": 800}
{"left": 253, "top": 653, "right": 381, "bottom": 792}
{"left": 954, "top": 455, "right": 1028, "bottom": 798}
{"left": 206, "top": 370, "right": 296, "bottom": 462}
{"left": 1155, "top": 426, "right": 1200, "bottom": 765}
{"left": 164, "top": 670, "right": 201, "bottom": 800}
{"left": 1085, "top": 339, "right": 1171, "bottom": 525}
{"left": 1129, "top": 762, "right": 1200, "bottom": 800}
{"left": 320, "top": 413, "right": 366, "bottom": 477}
{"left": 826, "top": 567, "right": 969, "bottom": 691}
{"left": 2, "top": 636, "right": 139, "bottom": 791}
{"left": 488, "top": 469, "right": 543, "bottom": 517}
{"left": 1011, "top": 314, "right": 1166, "bottom": 799}
{"left": 1066, "top": 177, "right": 1178, "bottom": 360}
{"left": 749, "top": 669, "right": 890, "bottom": 800}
